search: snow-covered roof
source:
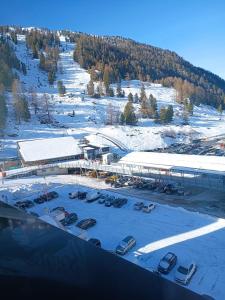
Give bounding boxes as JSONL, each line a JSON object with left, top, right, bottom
{"left": 119, "top": 152, "right": 225, "bottom": 175}
{"left": 18, "top": 137, "right": 82, "bottom": 163}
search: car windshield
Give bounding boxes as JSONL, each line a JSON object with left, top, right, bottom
{"left": 119, "top": 241, "right": 127, "bottom": 248}
{"left": 164, "top": 253, "right": 173, "bottom": 262}
{"left": 178, "top": 266, "right": 188, "bottom": 275}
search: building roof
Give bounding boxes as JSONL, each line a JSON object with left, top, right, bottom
{"left": 18, "top": 137, "right": 82, "bottom": 163}
{"left": 118, "top": 152, "right": 225, "bottom": 175}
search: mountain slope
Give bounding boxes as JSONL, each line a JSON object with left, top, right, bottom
{"left": 73, "top": 34, "right": 225, "bottom": 108}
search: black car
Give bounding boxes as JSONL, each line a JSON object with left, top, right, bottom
{"left": 158, "top": 252, "right": 177, "bottom": 274}
{"left": 88, "top": 238, "right": 101, "bottom": 247}
{"left": 77, "top": 191, "right": 87, "bottom": 200}
{"left": 104, "top": 196, "right": 115, "bottom": 207}
{"left": 15, "top": 200, "right": 34, "bottom": 209}
{"left": 61, "top": 213, "right": 78, "bottom": 226}
{"left": 33, "top": 197, "right": 45, "bottom": 204}
{"left": 48, "top": 191, "right": 59, "bottom": 199}
{"left": 45, "top": 191, "right": 59, "bottom": 201}
{"left": 113, "top": 198, "right": 127, "bottom": 208}
{"left": 76, "top": 218, "right": 96, "bottom": 230}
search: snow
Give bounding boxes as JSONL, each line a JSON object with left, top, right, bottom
{"left": 1, "top": 174, "right": 225, "bottom": 300}
{"left": 1, "top": 34, "right": 225, "bottom": 160}
{"left": 18, "top": 136, "right": 82, "bottom": 162}
{"left": 119, "top": 151, "right": 225, "bottom": 174}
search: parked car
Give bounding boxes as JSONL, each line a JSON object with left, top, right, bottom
{"left": 86, "top": 191, "right": 101, "bottom": 203}
{"left": 15, "top": 200, "right": 34, "bottom": 209}
{"left": 76, "top": 218, "right": 96, "bottom": 230}
{"left": 61, "top": 213, "right": 78, "bottom": 226}
{"left": 33, "top": 196, "right": 45, "bottom": 204}
{"left": 98, "top": 197, "right": 105, "bottom": 204}
{"left": 50, "top": 206, "right": 65, "bottom": 213}
{"left": 77, "top": 191, "right": 87, "bottom": 200}
{"left": 142, "top": 203, "right": 155, "bottom": 213}
{"left": 48, "top": 191, "right": 59, "bottom": 199}
{"left": 116, "top": 236, "right": 136, "bottom": 255}
{"left": 88, "top": 238, "right": 101, "bottom": 248}
{"left": 134, "top": 201, "right": 145, "bottom": 210}
{"left": 68, "top": 191, "right": 78, "bottom": 199}
{"left": 113, "top": 198, "right": 128, "bottom": 208}
{"left": 158, "top": 252, "right": 177, "bottom": 274}
{"left": 105, "top": 198, "right": 114, "bottom": 207}
{"left": 175, "top": 262, "right": 197, "bottom": 285}
{"left": 33, "top": 191, "right": 58, "bottom": 204}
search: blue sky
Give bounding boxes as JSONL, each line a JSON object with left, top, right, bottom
{"left": 1, "top": 0, "right": 225, "bottom": 79}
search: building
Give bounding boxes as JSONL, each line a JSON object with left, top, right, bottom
{"left": 79, "top": 142, "right": 110, "bottom": 160}
{"left": 118, "top": 151, "right": 225, "bottom": 190}
{"left": 17, "top": 136, "right": 83, "bottom": 166}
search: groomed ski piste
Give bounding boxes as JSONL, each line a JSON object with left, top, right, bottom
{"left": 1, "top": 32, "right": 225, "bottom": 299}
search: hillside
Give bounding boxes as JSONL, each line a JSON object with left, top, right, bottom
{"left": 73, "top": 34, "right": 225, "bottom": 108}
{"left": 0, "top": 29, "right": 225, "bottom": 160}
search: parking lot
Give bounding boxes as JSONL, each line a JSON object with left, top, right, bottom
{"left": 1, "top": 175, "right": 225, "bottom": 299}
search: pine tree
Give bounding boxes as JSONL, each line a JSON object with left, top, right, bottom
{"left": 39, "top": 52, "right": 46, "bottom": 70}
{"left": 134, "top": 93, "right": 139, "bottom": 103}
{"left": 120, "top": 112, "right": 125, "bottom": 125}
{"left": 87, "top": 80, "right": 94, "bottom": 96}
{"left": 166, "top": 105, "right": 174, "bottom": 123}
{"left": 0, "top": 92, "right": 7, "bottom": 131}
{"left": 149, "top": 94, "right": 158, "bottom": 118}
{"left": 128, "top": 92, "right": 133, "bottom": 102}
{"left": 108, "top": 88, "right": 114, "bottom": 97}
{"left": 217, "top": 104, "right": 223, "bottom": 119}
{"left": 103, "top": 65, "right": 110, "bottom": 95}
{"left": 48, "top": 70, "right": 55, "bottom": 85}
{"left": 159, "top": 105, "right": 173, "bottom": 124}
{"left": 140, "top": 84, "right": 147, "bottom": 102}
{"left": 116, "top": 82, "right": 123, "bottom": 97}
{"left": 20, "top": 96, "right": 31, "bottom": 122}
{"left": 123, "top": 101, "right": 137, "bottom": 125}
{"left": 57, "top": 80, "right": 66, "bottom": 96}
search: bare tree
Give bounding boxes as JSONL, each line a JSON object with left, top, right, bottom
{"left": 29, "top": 87, "right": 39, "bottom": 114}
{"left": 106, "top": 103, "right": 120, "bottom": 125}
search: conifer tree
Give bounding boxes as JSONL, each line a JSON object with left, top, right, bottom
{"left": 57, "top": 80, "right": 66, "bottom": 96}
{"left": 140, "top": 84, "right": 147, "bottom": 102}
{"left": 116, "top": 82, "right": 123, "bottom": 97}
{"left": 123, "top": 101, "right": 137, "bottom": 125}
{"left": 103, "top": 65, "right": 110, "bottom": 94}
{"left": 128, "top": 92, "right": 133, "bottom": 102}
{"left": 134, "top": 93, "right": 139, "bottom": 103}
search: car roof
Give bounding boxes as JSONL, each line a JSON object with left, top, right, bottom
{"left": 123, "top": 235, "right": 134, "bottom": 242}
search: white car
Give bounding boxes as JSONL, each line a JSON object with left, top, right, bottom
{"left": 142, "top": 203, "right": 155, "bottom": 213}
{"left": 175, "top": 262, "right": 197, "bottom": 285}
{"left": 68, "top": 191, "right": 78, "bottom": 199}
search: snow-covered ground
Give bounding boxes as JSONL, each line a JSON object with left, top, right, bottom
{"left": 1, "top": 174, "right": 224, "bottom": 300}
{"left": 1, "top": 34, "right": 225, "bottom": 159}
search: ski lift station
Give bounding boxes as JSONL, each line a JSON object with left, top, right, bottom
{"left": 2, "top": 136, "right": 225, "bottom": 191}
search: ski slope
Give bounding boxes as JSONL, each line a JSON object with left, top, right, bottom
{"left": 1, "top": 34, "right": 225, "bottom": 160}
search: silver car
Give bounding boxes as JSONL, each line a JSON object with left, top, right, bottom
{"left": 116, "top": 236, "right": 136, "bottom": 255}
{"left": 175, "top": 262, "right": 197, "bottom": 285}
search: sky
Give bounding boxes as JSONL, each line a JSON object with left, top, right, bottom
{"left": 1, "top": 0, "right": 225, "bottom": 79}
